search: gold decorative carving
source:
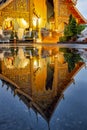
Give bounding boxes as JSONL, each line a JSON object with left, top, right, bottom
{"left": 16, "top": 0, "right": 27, "bottom": 11}
{"left": 2, "top": 2, "right": 14, "bottom": 11}
{"left": 0, "top": 0, "right": 30, "bottom": 25}
{"left": 60, "top": 5, "right": 68, "bottom": 16}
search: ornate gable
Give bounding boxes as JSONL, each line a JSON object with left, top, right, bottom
{"left": 16, "top": 0, "right": 28, "bottom": 12}
{"left": 2, "top": 1, "right": 14, "bottom": 11}
{"left": 2, "top": 0, "right": 29, "bottom": 12}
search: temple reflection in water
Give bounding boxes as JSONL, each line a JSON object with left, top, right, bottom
{"left": 0, "top": 45, "right": 85, "bottom": 125}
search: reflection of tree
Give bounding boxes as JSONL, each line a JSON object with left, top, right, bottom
{"left": 59, "top": 48, "right": 83, "bottom": 72}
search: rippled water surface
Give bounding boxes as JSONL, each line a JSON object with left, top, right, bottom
{"left": 0, "top": 44, "right": 87, "bottom": 130}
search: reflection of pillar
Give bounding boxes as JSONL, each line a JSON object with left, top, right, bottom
{"left": 38, "top": 46, "right": 42, "bottom": 58}
{"left": 30, "top": 58, "right": 33, "bottom": 95}
{"left": 52, "top": 56, "right": 58, "bottom": 94}
{"left": 29, "top": 0, "right": 33, "bottom": 28}
{"left": 0, "top": 60, "right": 2, "bottom": 73}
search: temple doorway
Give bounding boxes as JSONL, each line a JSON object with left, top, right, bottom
{"left": 46, "top": 0, "right": 54, "bottom": 22}
{"left": 2, "top": 18, "right": 29, "bottom": 31}
{"left": 46, "top": 0, "right": 55, "bottom": 30}
{"left": 2, "top": 18, "right": 29, "bottom": 39}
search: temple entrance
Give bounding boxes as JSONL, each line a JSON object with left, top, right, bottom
{"left": 2, "top": 18, "right": 29, "bottom": 40}
{"left": 46, "top": 0, "right": 54, "bottom": 22}
{"left": 46, "top": 0, "right": 54, "bottom": 30}
{"left": 3, "top": 18, "right": 29, "bottom": 31}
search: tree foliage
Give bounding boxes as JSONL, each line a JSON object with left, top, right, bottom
{"left": 59, "top": 48, "right": 83, "bottom": 72}
{"left": 77, "top": 24, "right": 85, "bottom": 34}
{"left": 59, "top": 14, "right": 85, "bottom": 42}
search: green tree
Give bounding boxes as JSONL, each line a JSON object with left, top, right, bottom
{"left": 69, "top": 16, "right": 77, "bottom": 36}
{"left": 77, "top": 24, "right": 85, "bottom": 34}
{"left": 59, "top": 14, "right": 84, "bottom": 42}
{"left": 64, "top": 15, "right": 77, "bottom": 41}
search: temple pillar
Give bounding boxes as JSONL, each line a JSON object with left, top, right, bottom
{"left": 53, "top": 0, "right": 69, "bottom": 32}
{"left": 29, "top": 0, "right": 33, "bottom": 28}
{"left": 53, "top": 0, "right": 59, "bottom": 30}
{"left": 0, "top": 11, "right": 3, "bottom": 26}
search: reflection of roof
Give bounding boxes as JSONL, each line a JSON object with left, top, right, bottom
{"left": 0, "top": 74, "right": 20, "bottom": 89}
{"left": 20, "top": 63, "right": 85, "bottom": 123}
{"left": 19, "top": 92, "right": 63, "bottom": 123}
{"left": 0, "top": 59, "right": 85, "bottom": 123}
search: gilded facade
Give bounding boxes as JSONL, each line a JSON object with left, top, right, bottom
{"left": 53, "top": 0, "right": 87, "bottom": 32}
{"left": 0, "top": 0, "right": 47, "bottom": 29}
{"left": 0, "top": 0, "right": 86, "bottom": 34}
{"left": 0, "top": 0, "right": 29, "bottom": 25}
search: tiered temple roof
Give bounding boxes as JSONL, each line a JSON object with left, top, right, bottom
{"left": 66, "top": 0, "right": 87, "bottom": 24}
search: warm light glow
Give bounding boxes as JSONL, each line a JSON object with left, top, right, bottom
{"left": 33, "top": 17, "right": 37, "bottom": 27}
{"left": 17, "top": 18, "right": 28, "bottom": 28}
{"left": 21, "top": 18, "right": 28, "bottom": 27}
{"left": 17, "top": 28, "right": 24, "bottom": 40}
{"left": 33, "top": 59, "right": 39, "bottom": 68}
{"left": 3, "top": 18, "right": 29, "bottom": 30}
{"left": 38, "top": 17, "right": 41, "bottom": 25}
{"left": 5, "top": 17, "right": 13, "bottom": 21}
{"left": 36, "top": 38, "right": 42, "bottom": 43}
{"left": 16, "top": 18, "right": 28, "bottom": 28}
{"left": 33, "top": 17, "right": 41, "bottom": 28}
{"left": 3, "top": 17, "right": 13, "bottom": 30}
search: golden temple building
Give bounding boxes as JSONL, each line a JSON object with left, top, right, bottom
{"left": 0, "top": 0, "right": 87, "bottom": 41}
